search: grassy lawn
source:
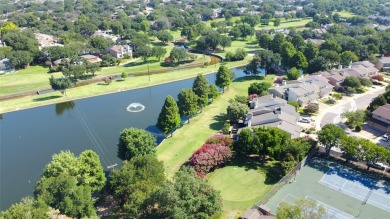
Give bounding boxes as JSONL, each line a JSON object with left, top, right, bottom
{"left": 156, "top": 75, "right": 275, "bottom": 178}
{"left": 332, "top": 10, "right": 355, "bottom": 18}
{"left": 0, "top": 57, "right": 253, "bottom": 113}
{"left": 208, "top": 158, "right": 283, "bottom": 219}
{"left": 256, "top": 18, "right": 312, "bottom": 31}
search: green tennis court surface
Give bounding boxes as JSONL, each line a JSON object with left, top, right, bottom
{"left": 264, "top": 157, "right": 390, "bottom": 219}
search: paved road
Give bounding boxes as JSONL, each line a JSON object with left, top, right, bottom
{"left": 317, "top": 86, "right": 386, "bottom": 129}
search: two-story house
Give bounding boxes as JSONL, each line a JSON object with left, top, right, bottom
{"left": 106, "top": 45, "right": 133, "bottom": 59}
{"left": 243, "top": 94, "right": 302, "bottom": 138}
{"left": 376, "top": 57, "right": 390, "bottom": 72}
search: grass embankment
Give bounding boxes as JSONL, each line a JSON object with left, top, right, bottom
{"left": 332, "top": 10, "right": 356, "bottom": 18}
{"left": 0, "top": 58, "right": 251, "bottom": 113}
{"left": 156, "top": 75, "right": 277, "bottom": 219}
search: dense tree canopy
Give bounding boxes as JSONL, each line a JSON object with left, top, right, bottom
{"left": 157, "top": 95, "right": 181, "bottom": 136}
{"left": 318, "top": 124, "right": 346, "bottom": 155}
{"left": 177, "top": 88, "right": 199, "bottom": 122}
{"left": 117, "top": 128, "right": 157, "bottom": 161}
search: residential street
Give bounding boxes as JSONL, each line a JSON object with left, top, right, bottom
{"left": 315, "top": 86, "right": 386, "bottom": 131}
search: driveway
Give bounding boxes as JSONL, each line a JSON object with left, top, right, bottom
{"left": 315, "top": 85, "right": 386, "bottom": 131}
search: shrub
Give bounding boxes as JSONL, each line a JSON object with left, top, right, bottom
{"left": 303, "top": 103, "right": 319, "bottom": 114}
{"left": 359, "top": 78, "right": 373, "bottom": 87}
{"left": 355, "top": 124, "right": 362, "bottom": 132}
{"left": 205, "top": 134, "right": 233, "bottom": 147}
{"left": 371, "top": 74, "right": 384, "bottom": 82}
{"left": 189, "top": 143, "right": 232, "bottom": 176}
{"left": 274, "top": 77, "right": 284, "bottom": 84}
{"left": 325, "top": 98, "right": 336, "bottom": 104}
{"left": 288, "top": 101, "right": 300, "bottom": 111}
{"left": 225, "top": 52, "right": 235, "bottom": 61}
{"left": 332, "top": 93, "right": 343, "bottom": 100}
{"left": 222, "top": 122, "right": 231, "bottom": 135}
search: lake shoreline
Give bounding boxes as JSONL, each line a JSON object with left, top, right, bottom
{"left": 0, "top": 61, "right": 249, "bottom": 114}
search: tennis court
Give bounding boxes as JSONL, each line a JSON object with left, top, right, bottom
{"left": 263, "top": 157, "right": 390, "bottom": 219}
{"left": 320, "top": 166, "right": 390, "bottom": 212}
{"left": 280, "top": 194, "right": 354, "bottom": 219}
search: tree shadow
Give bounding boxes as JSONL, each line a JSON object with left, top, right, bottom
{"left": 233, "top": 75, "right": 265, "bottom": 82}
{"left": 123, "top": 60, "right": 158, "bottom": 67}
{"left": 209, "top": 113, "right": 226, "bottom": 131}
{"left": 246, "top": 41, "right": 258, "bottom": 45}
{"left": 151, "top": 41, "right": 165, "bottom": 47}
{"left": 33, "top": 95, "right": 62, "bottom": 102}
{"left": 227, "top": 156, "right": 285, "bottom": 185}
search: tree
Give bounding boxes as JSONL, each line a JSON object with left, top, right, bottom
{"left": 340, "top": 51, "right": 359, "bottom": 67}
{"left": 288, "top": 101, "right": 300, "bottom": 111}
{"left": 152, "top": 46, "right": 167, "bottom": 61}
{"left": 157, "top": 96, "right": 181, "bottom": 137}
{"left": 234, "top": 128, "right": 257, "bottom": 156}
{"left": 85, "top": 62, "right": 101, "bottom": 76}
{"left": 135, "top": 45, "right": 153, "bottom": 62}
{"left": 256, "top": 50, "right": 281, "bottom": 74}
{"left": 181, "top": 26, "right": 199, "bottom": 41}
{"left": 317, "top": 124, "right": 346, "bottom": 156}
{"left": 291, "top": 34, "right": 305, "bottom": 50}
{"left": 62, "top": 64, "right": 86, "bottom": 79}
{"left": 291, "top": 51, "right": 308, "bottom": 70}
{"left": 228, "top": 26, "right": 241, "bottom": 40}
{"left": 303, "top": 42, "right": 319, "bottom": 62}
{"left": 340, "top": 136, "right": 360, "bottom": 163}
{"left": 226, "top": 102, "right": 249, "bottom": 123}
{"left": 280, "top": 41, "right": 297, "bottom": 67}
{"left": 341, "top": 109, "right": 366, "bottom": 129}
{"left": 110, "top": 155, "right": 165, "bottom": 217}
{"left": 244, "top": 54, "right": 262, "bottom": 76}
{"left": 143, "top": 167, "right": 222, "bottom": 218}
{"left": 193, "top": 74, "right": 210, "bottom": 108}
{"left": 42, "top": 150, "right": 106, "bottom": 192}
{"left": 287, "top": 67, "right": 301, "bottom": 80}
{"left": 49, "top": 76, "right": 72, "bottom": 96}
{"left": 117, "top": 128, "right": 157, "bottom": 161}
{"left": 219, "top": 35, "right": 232, "bottom": 50}
{"left": 276, "top": 198, "right": 326, "bottom": 219}
{"left": 274, "top": 18, "right": 281, "bottom": 27}
{"left": 88, "top": 36, "right": 113, "bottom": 51}
{"left": 170, "top": 47, "right": 188, "bottom": 63}
{"left": 208, "top": 84, "right": 220, "bottom": 102}
{"left": 34, "top": 173, "right": 96, "bottom": 218}
{"left": 271, "top": 33, "right": 286, "bottom": 54}
{"left": 321, "top": 39, "right": 342, "bottom": 53}
{"left": 248, "top": 82, "right": 270, "bottom": 96}
{"left": 121, "top": 72, "right": 128, "bottom": 80}
{"left": 0, "top": 197, "right": 48, "bottom": 219}
{"left": 258, "top": 33, "right": 272, "bottom": 49}
{"left": 342, "top": 76, "right": 361, "bottom": 89}
{"left": 234, "top": 48, "right": 248, "bottom": 60}
{"left": 307, "top": 56, "right": 329, "bottom": 73}
{"left": 8, "top": 50, "right": 33, "bottom": 69}
{"left": 156, "top": 30, "right": 173, "bottom": 44}
{"left": 0, "top": 22, "right": 19, "bottom": 36}
{"left": 177, "top": 89, "right": 199, "bottom": 123}
{"left": 215, "top": 66, "right": 232, "bottom": 92}
{"left": 304, "top": 103, "right": 319, "bottom": 114}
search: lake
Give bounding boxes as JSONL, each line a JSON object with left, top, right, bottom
{"left": 0, "top": 67, "right": 249, "bottom": 210}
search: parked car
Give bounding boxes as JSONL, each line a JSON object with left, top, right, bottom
{"left": 299, "top": 117, "right": 311, "bottom": 123}
{"left": 367, "top": 162, "right": 387, "bottom": 170}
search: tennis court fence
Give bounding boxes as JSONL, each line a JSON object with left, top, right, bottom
{"left": 255, "top": 148, "right": 317, "bottom": 206}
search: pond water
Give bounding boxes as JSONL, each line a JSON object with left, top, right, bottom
{"left": 0, "top": 67, "right": 248, "bottom": 210}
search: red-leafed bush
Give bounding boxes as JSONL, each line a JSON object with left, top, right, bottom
{"left": 274, "top": 77, "right": 284, "bottom": 84}
{"left": 205, "top": 134, "right": 233, "bottom": 147}
{"left": 248, "top": 94, "right": 258, "bottom": 101}
{"left": 371, "top": 74, "right": 384, "bottom": 81}
{"left": 189, "top": 143, "right": 232, "bottom": 176}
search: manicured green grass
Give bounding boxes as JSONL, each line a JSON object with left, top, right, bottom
{"left": 0, "top": 58, "right": 254, "bottom": 113}
{"left": 333, "top": 10, "right": 356, "bottom": 18}
{"left": 207, "top": 160, "right": 280, "bottom": 219}
{"left": 156, "top": 75, "right": 275, "bottom": 179}
{"left": 256, "top": 18, "right": 312, "bottom": 31}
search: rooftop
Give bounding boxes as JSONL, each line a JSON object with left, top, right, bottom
{"left": 372, "top": 104, "right": 390, "bottom": 121}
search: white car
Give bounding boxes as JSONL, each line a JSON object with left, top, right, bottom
{"left": 299, "top": 117, "right": 311, "bottom": 123}
{"left": 382, "top": 133, "right": 390, "bottom": 141}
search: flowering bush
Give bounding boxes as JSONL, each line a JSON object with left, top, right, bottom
{"left": 248, "top": 93, "right": 258, "bottom": 101}
{"left": 189, "top": 143, "right": 232, "bottom": 177}
{"left": 371, "top": 74, "right": 384, "bottom": 82}
{"left": 205, "top": 134, "right": 233, "bottom": 147}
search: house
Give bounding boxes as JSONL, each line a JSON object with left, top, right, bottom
{"left": 34, "top": 33, "right": 63, "bottom": 50}
{"left": 269, "top": 76, "right": 334, "bottom": 106}
{"left": 0, "top": 58, "right": 15, "bottom": 74}
{"left": 92, "top": 30, "right": 120, "bottom": 43}
{"left": 106, "top": 45, "right": 132, "bottom": 58}
{"left": 351, "top": 61, "right": 378, "bottom": 75}
{"left": 240, "top": 205, "right": 275, "bottom": 219}
{"left": 321, "top": 71, "right": 346, "bottom": 90}
{"left": 376, "top": 56, "right": 390, "bottom": 72}
{"left": 80, "top": 54, "right": 102, "bottom": 63}
{"left": 368, "top": 104, "right": 390, "bottom": 133}
{"left": 243, "top": 94, "right": 302, "bottom": 138}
